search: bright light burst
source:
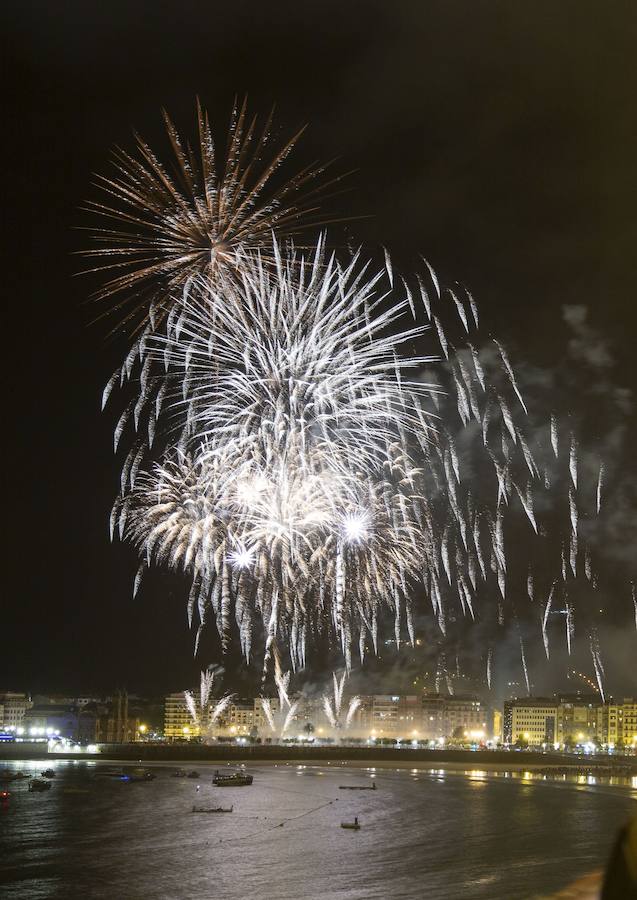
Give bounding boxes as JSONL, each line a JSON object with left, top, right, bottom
{"left": 82, "top": 98, "right": 346, "bottom": 333}
{"left": 95, "top": 104, "right": 631, "bottom": 693}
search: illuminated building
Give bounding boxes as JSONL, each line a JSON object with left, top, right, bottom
{"left": 23, "top": 705, "right": 80, "bottom": 740}
{"left": 556, "top": 694, "right": 603, "bottom": 745}
{"left": 224, "top": 700, "right": 257, "bottom": 735}
{"left": 164, "top": 692, "right": 199, "bottom": 740}
{"left": 603, "top": 698, "right": 637, "bottom": 748}
{"left": 504, "top": 699, "right": 557, "bottom": 745}
{"left": 421, "top": 694, "right": 488, "bottom": 741}
{"left": 0, "top": 692, "right": 32, "bottom": 730}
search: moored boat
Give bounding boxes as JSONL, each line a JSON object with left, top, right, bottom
{"left": 341, "top": 818, "right": 361, "bottom": 830}
{"left": 339, "top": 783, "right": 376, "bottom": 791}
{"left": 192, "top": 804, "right": 233, "bottom": 813}
{"left": 29, "top": 778, "right": 52, "bottom": 792}
{"left": 41, "top": 769, "right": 56, "bottom": 778}
{"left": 212, "top": 770, "right": 253, "bottom": 787}
{"left": 121, "top": 771, "right": 155, "bottom": 783}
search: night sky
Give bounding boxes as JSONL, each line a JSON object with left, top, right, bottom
{"left": 3, "top": 1, "right": 636, "bottom": 697}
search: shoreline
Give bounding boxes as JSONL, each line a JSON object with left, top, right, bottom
{"left": 2, "top": 746, "right": 636, "bottom": 779}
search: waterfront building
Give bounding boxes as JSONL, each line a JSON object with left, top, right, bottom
{"left": 32, "top": 694, "right": 101, "bottom": 708}
{"left": 23, "top": 704, "right": 79, "bottom": 739}
{"left": 603, "top": 698, "right": 637, "bottom": 748}
{"left": 164, "top": 692, "right": 199, "bottom": 740}
{"left": 354, "top": 695, "right": 420, "bottom": 738}
{"left": 420, "top": 693, "right": 489, "bottom": 741}
{"left": 444, "top": 696, "right": 489, "bottom": 740}
{"left": 556, "top": 694, "right": 604, "bottom": 746}
{"left": 420, "top": 694, "right": 446, "bottom": 739}
{"left": 0, "top": 692, "right": 32, "bottom": 730}
{"left": 504, "top": 698, "right": 557, "bottom": 745}
{"left": 225, "top": 700, "right": 257, "bottom": 735}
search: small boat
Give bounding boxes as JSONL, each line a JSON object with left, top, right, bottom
{"left": 41, "top": 769, "right": 56, "bottom": 779}
{"left": 121, "top": 771, "right": 155, "bottom": 783}
{"left": 192, "top": 804, "right": 233, "bottom": 813}
{"left": 1, "top": 772, "right": 28, "bottom": 782}
{"left": 186, "top": 771, "right": 200, "bottom": 779}
{"left": 339, "top": 783, "right": 377, "bottom": 791}
{"left": 212, "top": 770, "right": 253, "bottom": 787}
{"left": 171, "top": 769, "right": 188, "bottom": 778}
{"left": 29, "top": 779, "right": 52, "bottom": 792}
{"left": 341, "top": 819, "right": 361, "bottom": 830}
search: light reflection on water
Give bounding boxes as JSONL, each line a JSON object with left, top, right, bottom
{"left": 0, "top": 758, "right": 634, "bottom": 900}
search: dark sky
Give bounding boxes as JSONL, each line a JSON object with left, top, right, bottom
{"left": 3, "top": 1, "right": 636, "bottom": 696}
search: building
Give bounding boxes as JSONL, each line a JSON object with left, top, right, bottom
{"left": 444, "top": 696, "right": 489, "bottom": 741}
{"left": 603, "top": 698, "right": 637, "bottom": 748}
{"left": 556, "top": 694, "right": 603, "bottom": 746}
{"left": 225, "top": 700, "right": 257, "bottom": 735}
{"left": 23, "top": 705, "right": 80, "bottom": 740}
{"left": 0, "top": 692, "right": 32, "bottom": 730}
{"left": 420, "top": 694, "right": 489, "bottom": 741}
{"left": 164, "top": 692, "right": 198, "bottom": 740}
{"left": 504, "top": 698, "right": 557, "bottom": 746}
{"left": 353, "top": 695, "right": 421, "bottom": 738}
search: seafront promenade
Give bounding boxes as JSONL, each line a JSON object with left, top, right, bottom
{"left": 2, "top": 741, "right": 636, "bottom": 775}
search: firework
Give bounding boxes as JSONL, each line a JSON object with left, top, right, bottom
{"left": 109, "top": 235, "right": 625, "bottom": 681}
{"left": 260, "top": 668, "right": 300, "bottom": 738}
{"left": 83, "top": 99, "right": 346, "bottom": 333}
{"left": 91, "top": 108, "right": 631, "bottom": 689}
{"left": 183, "top": 665, "right": 234, "bottom": 738}
{"left": 322, "top": 671, "right": 361, "bottom": 731}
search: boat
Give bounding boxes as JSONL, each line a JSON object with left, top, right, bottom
{"left": 186, "top": 771, "right": 200, "bottom": 779}
{"left": 41, "top": 769, "right": 56, "bottom": 779}
{"left": 192, "top": 804, "right": 233, "bottom": 813}
{"left": 1, "top": 771, "right": 28, "bottom": 782}
{"left": 171, "top": 769, "right": 188, "bottom": 778}
{"left": 341, "top": 819, "right": 361, "bottom": 830}
{"left": 29, "top": 779, "right": 52, "bottom": 792}
{"left": 121, "top": 771, "right": 155, "bottom": 783}
{"left": 212, "top": 770, "right": 253, "bottom": 787}
{"left": 339, "top": 783, "right": 377, "bottom": 791}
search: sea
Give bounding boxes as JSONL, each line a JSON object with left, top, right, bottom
{"left": 1, "top": 758, "right": 635, "bottom": 899}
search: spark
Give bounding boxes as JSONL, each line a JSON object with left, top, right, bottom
{"left": 82, "top": 99, "right": 346, "bottom": 334}
{"left": 90, "top": 108, "right": 628, "bottom": 685}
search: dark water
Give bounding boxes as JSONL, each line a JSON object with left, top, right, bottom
{"left": 1, "top": 759, "right": 635, "bottom": 899}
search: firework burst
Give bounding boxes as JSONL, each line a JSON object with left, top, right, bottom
{"left": 83, "top": 98, "right": 347, "bottom": 333}
{"left": 91, "top": 105, "right": 632, "bottom": 693}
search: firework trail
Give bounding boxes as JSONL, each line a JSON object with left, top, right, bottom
{"left": 322, "top": 671, "right": 360, "bottom": 730}
{"left": 589, "top": 630, "right": 606, "bottom": 703}
{"left": 184, "top": 665, "right": 234, "bottom": 737}
{"left": 260, "top": 667, "right": 300, "bottom": 738}
{"left": 90, "top": 106, "right": 633, "bottom": 689}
